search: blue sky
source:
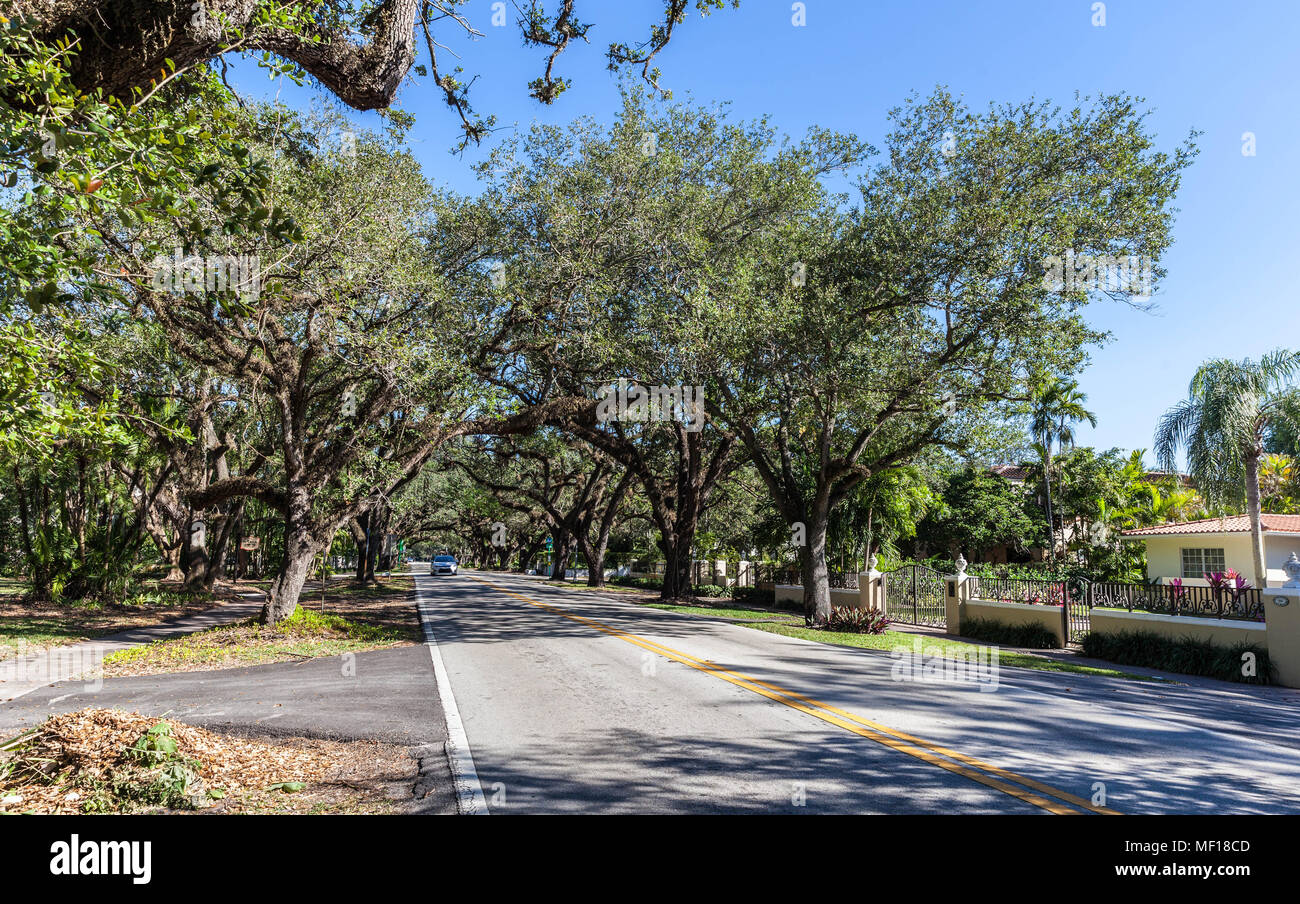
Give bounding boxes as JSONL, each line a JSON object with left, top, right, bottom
{"left": 229, "top": 0, "right": 1300, "bottom": 462}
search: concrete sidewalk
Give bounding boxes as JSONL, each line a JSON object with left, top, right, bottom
{"left": 0, "top": 589, "right": 265, "bottom": 703}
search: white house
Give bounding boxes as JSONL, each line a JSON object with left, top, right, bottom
{"left": 1122, "top": 514, "right": 1300, "bottom": 588}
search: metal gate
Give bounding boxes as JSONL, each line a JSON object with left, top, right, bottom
{"left": 1066, "top": 579, "right": 1092, "bottom": 644}
{"left": 884, "top": 564, "right": 947, "bottom": 627}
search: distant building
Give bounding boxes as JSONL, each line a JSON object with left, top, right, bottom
{"left": 1123, "top": 514, "right": 1300, "bottom": 587}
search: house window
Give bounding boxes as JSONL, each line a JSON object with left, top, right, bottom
{"left": 1181, "top": 547, "right": 1226, "bottom": 578}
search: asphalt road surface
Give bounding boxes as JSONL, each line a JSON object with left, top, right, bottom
{"left": 417, "top": 569, "right": 1300, "bottom": 815}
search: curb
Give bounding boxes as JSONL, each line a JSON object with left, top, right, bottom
{"left": 413, "top": 575, "right": 488, "bottom": 815}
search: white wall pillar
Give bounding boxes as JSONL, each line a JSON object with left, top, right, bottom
{"left": 1263, "top": 580, "right": 1300, "bottom": 688}
{"left": 945, "top": 556, "right": 972, "bottom": 634}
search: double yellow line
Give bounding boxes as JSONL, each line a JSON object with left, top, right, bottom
{"left": 466, "top": 574, "right": 1119, "bottom": 815}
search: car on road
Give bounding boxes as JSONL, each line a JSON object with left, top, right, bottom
{"left": 430, "top": 555, "right": 459, "bottom": 576}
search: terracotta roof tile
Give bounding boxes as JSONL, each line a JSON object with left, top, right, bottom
{"left": 1123, "top": 514, "right": 1300, "bottom": 537}
{"left": 989, "top": 464, "right": 1030, "bottom": 480}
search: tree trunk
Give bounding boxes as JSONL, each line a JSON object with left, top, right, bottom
{"left": 369, "top": 503, "right": 392, "bottom": 572}
{"left": 203, "top": 501, "right": 242, "bottom": 590}
{"left": 182, "top": 514, "right": 209, "bottom": 591}
{"left": 260, "top": 480, "right": 322, "bottom": 624}
{"left": 660, "top": 530, "right": 695, "bottom": 600}
{"left": 579, "top": 535, "right": 608, "bottom": 588}
{"left": 518, "top": 534, "right": 545, "bottom": 573}
{"left": 1245, "top": 450, "right": 1268, "bottom": 589}
{"left": 365, "top": 524, "right": 381, "bottom": 578}
{"left": 261, "top": 529, "right": 317, "bottom": 625}
{"left": 352, "top": 506, "right": 388, "bottom": 583}
{"left": 550, "top": 531, "right": 572, "bottom": 581}
{"left": 13, "top": 465, "right": 48, "bottom": 599}
{"left": 1041, "top": 450, "right": 1056, "bottom": 566}
{"left": 583, "top": 470, "right": 630, "bottom": 588}
{"left": 798, "top": 507, "right": 833, "bottom": 624}
{"left": 160, "top": 540, "right": 184, "bottom": 582}
{"left": 13, "top": 0, "right": 422, "bottom": 112}
{"left": 352, "top": 513, "right": 372, "bottom": 582}
{"left": 231, "top": 513, "right": 244, "bottom": 580}
{"left": 585, "top": 563, "right": 605, "bottom": 587}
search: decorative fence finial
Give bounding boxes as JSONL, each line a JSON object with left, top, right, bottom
{"left": 868, "top": 554, "right": 878, "bottom": 572}
{"left": 1284, "top": 551, "right": 1300, "bottom": 589}
{"left": 955, "top": 554, "right": 967, "bottom": 576}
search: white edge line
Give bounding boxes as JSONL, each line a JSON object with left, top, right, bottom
{"left": 414, "top": 573, "right": 489, "bottom": 815}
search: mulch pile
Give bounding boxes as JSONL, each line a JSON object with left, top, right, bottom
{"left": 0, "top": 708, "right": 349, "bottom": 814}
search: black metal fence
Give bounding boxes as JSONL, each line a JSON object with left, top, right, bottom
{"left": 969, "top": 576, "right": 1067, "bottom": 607}
{"left": 732, "top": 561, "right": 757, "bottom": 588}
{"left": 753, "top": 565, "right": 857, "bottom": 590}
{"left": 967, "top": 574, "right": 1266, "bottom": 645}
{"left": 829, "top": 571, "right": 859, "bottom": 590}
{"left": 756, "top": 565, "right": 800, "bottom": 586}
{"left": 1086, "top": 580, "right": 1264, "bottom": 621}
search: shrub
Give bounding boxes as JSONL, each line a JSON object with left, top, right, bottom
{"left": 825, "top": 606, "right": 890, "bottom": 634}
{"left": 611, "top": 575, "right": 662, "bottom": 590}
{"left": 961, "top": 617, "right": 1060, "bottom": 649}
{"left": 692, "top": 584, "right": 727, "bottom": 598}
{"left": 1081, "top": 630, "right": 1274, "bottom": 684}
{"left": 730, "top": 586, "right": 775, "bottom": 606}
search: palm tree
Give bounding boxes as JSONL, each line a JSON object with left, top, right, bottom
{"left": 1155, "top": 350, "right": 1300, "bottom": 589}
{"left": 1029, "top": 376, "right": 1098, "bottom": 563}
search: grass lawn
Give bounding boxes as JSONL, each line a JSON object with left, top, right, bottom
{"left": 747, "top": 623, "right": 1171, "bottom": 682}
{"left": 102, "top": 575, "right": 421, "bottom": 676}
{"left": 616, "top": 592, "right": 1167, "bottom": 683}
{"left": 641, "top": 601, "right": 803, "bottom": 623}
{"left": 0, "top": 579, "right": 234, "bottom": 662}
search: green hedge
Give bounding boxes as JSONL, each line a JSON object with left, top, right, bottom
{"left": 1081, "top": 630, "right": 1274, "bottom": 684}
{"left": 730, "top": 586, "right": 775, "bottom": 606}
{"left": 961, "top": 617, "right": 1060, "bottom": 649}
{"left": 692, "top": 584, "right": 728, "bottom": 598}
{"left": 610, "top": 575, "right": 662, "bottom": 590}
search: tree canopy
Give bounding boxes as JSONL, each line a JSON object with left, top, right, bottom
{"left": 1, "top": 9, "right": 1202, "bottom": 623}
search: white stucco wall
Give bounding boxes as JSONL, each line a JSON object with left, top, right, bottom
{"left": 1140, "top": 531, "right": 1300, "bottom": 587}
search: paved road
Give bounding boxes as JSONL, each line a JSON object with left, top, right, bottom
{"left": 418, "top": 570, "right": 1300, "bottom": 814}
